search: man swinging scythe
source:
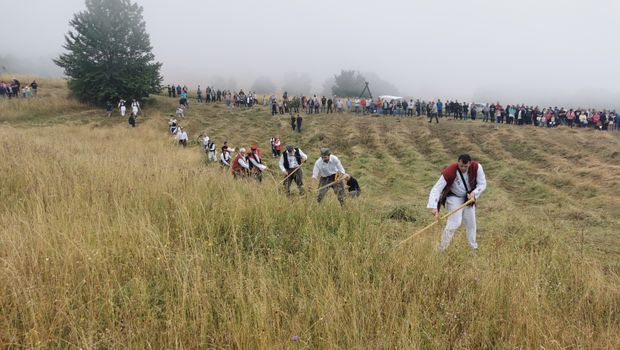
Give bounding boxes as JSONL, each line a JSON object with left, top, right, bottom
{"left": 427, "top": 154, "right": 487, "bottom": 251}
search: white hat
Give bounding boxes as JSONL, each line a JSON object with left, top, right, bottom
{"left": 239, "top": 147, "right": 246, "bottom": 154}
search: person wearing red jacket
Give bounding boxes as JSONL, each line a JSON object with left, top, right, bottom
{"left": 427, "top": 154, "right": 487, "bottom": 251}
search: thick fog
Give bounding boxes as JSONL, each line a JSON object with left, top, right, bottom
{"left": 3, "top": 0, "right": 619, "bottom": 109}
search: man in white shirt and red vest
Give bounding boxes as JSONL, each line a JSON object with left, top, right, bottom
{"left": 279, "top": 144, "right": 308, "bottom": 195}
{"left": 427, "top": 154, "right": 487, "bottom": 251}
{"left": 311, "top": 148, "right": 347, "bottom": 206}
{"left": 231, "top": 147, "right": 250, "bottom": 178}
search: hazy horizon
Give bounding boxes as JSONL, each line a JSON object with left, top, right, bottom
{"left": 3, "top": 0, "right": 619, "bottom": 109}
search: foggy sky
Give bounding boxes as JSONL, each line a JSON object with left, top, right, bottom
{"left": 4, "top": 0, "right": 620, "bottom": 108}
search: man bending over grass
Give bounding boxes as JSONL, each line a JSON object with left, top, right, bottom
{"left": 427, "top": 154, "right": 487, "bottom": 251}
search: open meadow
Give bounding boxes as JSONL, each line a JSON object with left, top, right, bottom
{"left": 0, "top": 77, "right": 619, "bottom": 348}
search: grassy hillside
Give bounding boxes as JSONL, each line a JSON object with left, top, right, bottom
{"left": 0, "top": 79, "right": 618, "bottom": 348}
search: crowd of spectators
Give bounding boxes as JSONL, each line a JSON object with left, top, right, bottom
{"left": 0, "top": 78, "right": 38, "bottom": 98}
{"left": 161, "top": 83, "right": 620, "bottom": 132}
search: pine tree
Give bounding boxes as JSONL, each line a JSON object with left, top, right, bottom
{"left": 332, "top": 70, "right": 366, "bottom": 97}
{"left": 54, "top": 0, "right": 162, "bottom": 104}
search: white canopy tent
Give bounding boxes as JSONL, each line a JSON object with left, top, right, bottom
{"left": 378, "top": 95, "right": 404, "bottom": 101}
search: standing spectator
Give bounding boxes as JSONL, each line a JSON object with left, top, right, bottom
{"left": 0, "top": 81, "right": 7, "bottom": 98}
{"left": 482, "top": 104, "right": 490, "bottom": 122}
{"left": 105, "top": 101, "right": 113, "bottom": 117}
{"left": 270, "top": 137, "right": 277, "bottom": 157}
{"left": 290, "top": 114, "right": 296, "bottom": 131}
{"left": 592, "top": 111, "right": 602, "bottom": 130}
{"left": 179, "top": 91, "right": 188, "bottom": 107}
{"left": 271, "top": 96, "right": 277, "bottom": 116}
{"left": 296, "top": 113, "right": 303, "bottom": 133}
{"left": 273, "top": 137, "right": 282, "bottom": 158}
{"left": 566, "top": 109, "right": 575, "bottom": 128}
{"left": 429, "top": 102, "right": 438, "bottom": 124}
{"left": 30, "top": 80, "right": 38, "bottom": 97}
{"left": 494, "top": 103, "right": 501, "bottom": 123}
{"left": 507, "top": 105, "right": 516, "bottom": 124}
{"left": 11, "top": 78, "right": 20, "bottom": 98}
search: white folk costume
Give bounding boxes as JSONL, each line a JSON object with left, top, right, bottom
{"left": 208, "top": 140, "right": 217, "bottom": 162}
{"left": 118, "top": 99, "right": 126, "bottom": 116}
{"left": 220, "top": 148, "right": 232, "bottom": 167}
{"left": 279, "top": 147, "right": 308, "bottom": 194}
{"left": 131, "top": 100, "right": 140, "bottom": 116}
{"left": 427, "top": 160, "right": 487, "bottom": 250}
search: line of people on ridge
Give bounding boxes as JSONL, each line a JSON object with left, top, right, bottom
{"left": 422, "top": 99, "right": 618, "bottom": 130}
{"left": 167, "top": 82, "right": 620, "bottom": 132}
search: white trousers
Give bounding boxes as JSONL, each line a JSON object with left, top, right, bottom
{"left": 132, "top": 106, "right": 139, "bottom": 116}
{"left": 439, "top": 196, "right": 478, "bottom": 251}
{"left": 120, "top": 106, "right": 126, "bottom": 116}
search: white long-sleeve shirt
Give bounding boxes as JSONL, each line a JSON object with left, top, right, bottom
{"left": 312, "top": 155, "right": 345, "bottom": 179}
{"left": 177, "top": 131, "right": 188, "bottom": 141}
{"left": 279, "top": 149, "right": 308, "bottom": 172}
{"left": 249, "top": 154, "right": 267, "bottom": 171}
{"left": 238, "top": 156, "right": 250, "bottom": 169}
{"left": 427, "top": 163, "right": 487, "bottom": 209}
{"left": 220, "top": 151, "right": 231, "bottom": 166}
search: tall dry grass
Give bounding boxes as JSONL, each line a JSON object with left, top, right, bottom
{"left": 0, "top": 112, "right": 618, "bottom": 348}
